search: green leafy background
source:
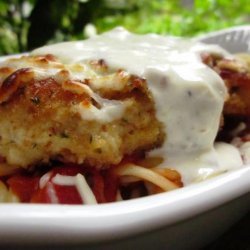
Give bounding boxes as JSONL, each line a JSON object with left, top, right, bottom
{"left": 0, "top": 0, "right": 249, "bottom": 55}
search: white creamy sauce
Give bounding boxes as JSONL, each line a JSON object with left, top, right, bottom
{"left": 215, "top": 142, "right": 243, "bottom": 171}
{"left": 33, "top": 27, "right": 244, "bottom": 184}
{"left": 39, "top": 172, "right": 52, "bottom": 189}
{"left": 76, "top": 89, "right": 126, "bottom": 123}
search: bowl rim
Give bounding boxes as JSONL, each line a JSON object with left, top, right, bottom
{"left": 0, "top": 166, "right": 249, "bottom": 243}
{"left": 195, "top": 24, "right": 250, "bottom": 40}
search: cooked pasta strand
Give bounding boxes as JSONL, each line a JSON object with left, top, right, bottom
{"left": 152, "top": 168, "right": 183, "bottom": 187}
{"left": 115, "top": 164, "right": 178, "bottom": 191}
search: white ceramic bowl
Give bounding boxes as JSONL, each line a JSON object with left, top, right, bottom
{"left": 197, "top": 25, "right": 250, "bottom": 53}
{"left": 0, "top": 26, "right": 250, "bottom": 249}
{"left": 0, "top": 167, "right": 250, "bottom": 249}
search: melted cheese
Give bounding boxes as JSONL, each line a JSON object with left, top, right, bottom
{"left": 0, "top": 56, "right": 126, "bottom": 124}
{"left": 32, "top": 27, "right": 244, "bottom": 184}
{"left": 76, "top": 86, "right": 126, "bottom": 123}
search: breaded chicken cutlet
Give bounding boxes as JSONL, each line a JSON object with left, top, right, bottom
{"left": 0, "top": 55, "right": 163, "bottom": 169}
{"left": 202, "top": 53, "right": 250, "bottom": 116}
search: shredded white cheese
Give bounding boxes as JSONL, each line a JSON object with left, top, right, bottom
{"left": 47, "top": 182, "right": 59, "bottom": 204}
{"left": 39, "top": 172, "right": 52, "bottom": 189}
{"left": 52, "top": 173, "right": 97, "bottom": 204}
{"left": 52, "top": 174, "right": 76, "bottom": 186}
{"left": 75, "top": 174, "right": 97, "bottom": 204}
{"left": 77, "top": 98, "right": 126, "bottom": 123}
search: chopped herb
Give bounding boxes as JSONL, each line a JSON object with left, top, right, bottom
{"left": 30, "top": 96, "right": 40, "bottom": 104}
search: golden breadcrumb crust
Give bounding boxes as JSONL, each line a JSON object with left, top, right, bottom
{"left": 0, "top": 55, "right": 164, "bottom": 169}
{"left": 202, "top": 53, "right": 250, "bottom": 116}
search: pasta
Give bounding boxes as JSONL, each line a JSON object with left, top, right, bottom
{"left": 115, "top": 164, "right": 179, "bottom": 192}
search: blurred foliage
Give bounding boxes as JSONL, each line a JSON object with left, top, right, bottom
{"left": 96, "top": 0, "right": 250, "bottom": 35}
{"left": 0, "top": 0, "right": 249, "bottom": 55}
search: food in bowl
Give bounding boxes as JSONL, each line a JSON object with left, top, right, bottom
{"left": 0, "top": 27, "right": 249, "bottom": 204}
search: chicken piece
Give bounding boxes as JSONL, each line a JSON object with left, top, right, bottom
{"left": 202, "top": 53, "right": 250, "bottom": 116}
{"left": 0, "top": 55, "right": 164, "bottom": 169}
